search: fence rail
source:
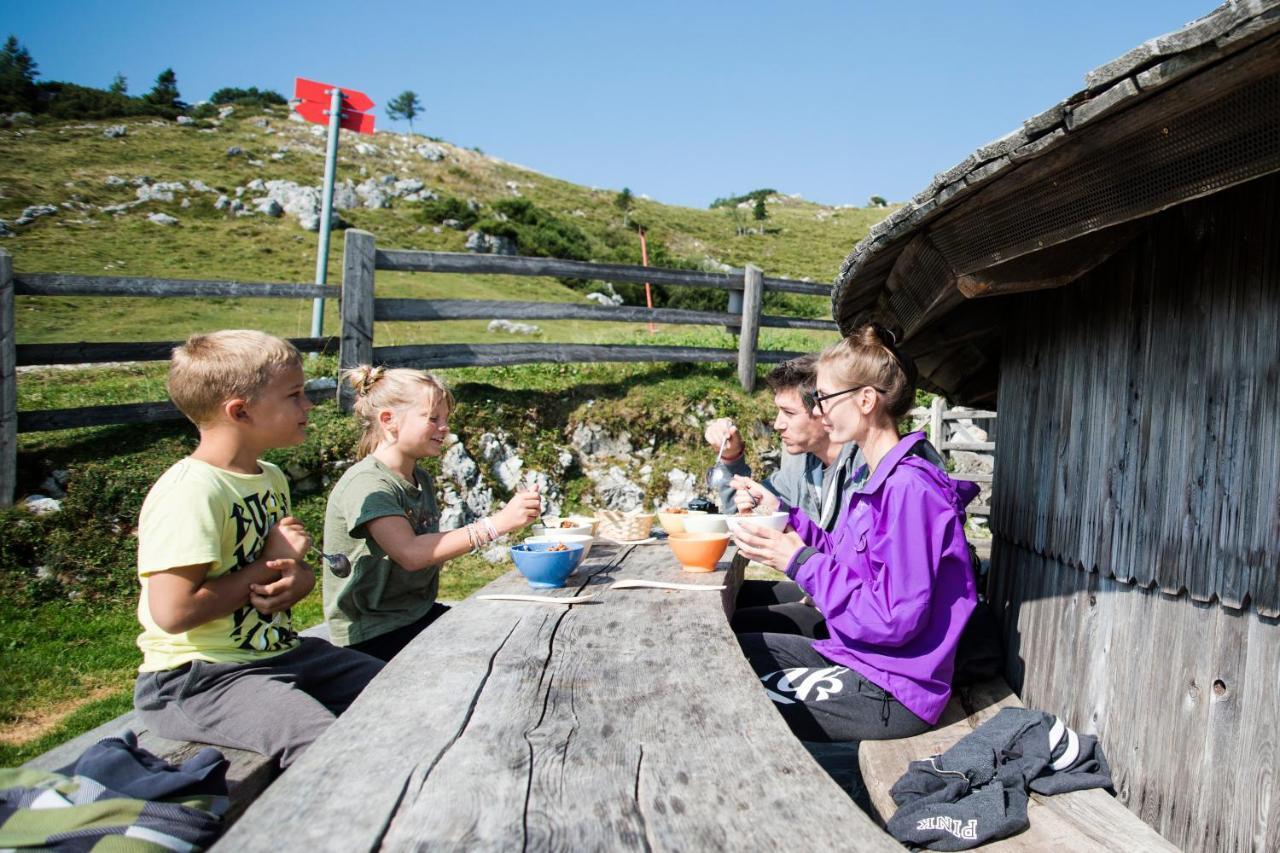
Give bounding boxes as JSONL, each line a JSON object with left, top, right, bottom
{"left": 1, "top": 240, "right": 838, "bottom": 505}
{"left": 910, "top": 397, "right": 997, "bottom": 515}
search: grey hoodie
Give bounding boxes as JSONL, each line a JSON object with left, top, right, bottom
{"left": 886, "top": 707, "right": 1113, "bottom": 850}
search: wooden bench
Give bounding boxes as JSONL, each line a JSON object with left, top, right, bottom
{"left": 858, "top": 677, "right": 1180, "bottom": 851}
{"left": 22, "top": 624, "right": 331, "bottom": 826}
{"left": 216, "top": 541, "right": 904, "bottom": 850}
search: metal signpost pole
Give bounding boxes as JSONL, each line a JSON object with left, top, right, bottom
{"left": 310, "top": 85, "right": 343, "bottom": 339}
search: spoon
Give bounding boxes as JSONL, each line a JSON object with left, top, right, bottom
{"left": 705, "top": 434, "right": 731, "bottom": 490}
{"left": 322, "top": 553, "right": 352, "bottom": 578}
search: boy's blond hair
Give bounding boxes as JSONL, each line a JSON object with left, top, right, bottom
{"left": 169, "top": 330, "right": 302, "bottom": 427}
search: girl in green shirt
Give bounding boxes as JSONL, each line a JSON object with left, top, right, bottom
{"left": 323, "top": 366, "right": 542, "bottom": 660}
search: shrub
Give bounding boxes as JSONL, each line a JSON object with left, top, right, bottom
{"left": 709, "top": 188, "right": 776, "bottom": 210}
{"left": 210, "top": 86, "right": 286, "bottom": 107}
{"left": 473, "top": 198, "right": 593, "bottom": 262}
{"left": 419, "top": 194, "right": 478, "bottom": 228}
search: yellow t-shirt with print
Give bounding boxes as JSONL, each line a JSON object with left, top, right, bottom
{"left": 136, "top": 457, "right": 301, "bottom": 672}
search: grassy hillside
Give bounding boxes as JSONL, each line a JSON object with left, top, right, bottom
{"left": 2, "top": 105, "right": 887, "bottom": 346}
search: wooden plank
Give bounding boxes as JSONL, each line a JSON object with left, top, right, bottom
{"left": 373, "top": 298, "right": 838, "bottom": 331}
{"left": 372, "top": 250, "right": 830, "bottom": 296}
{"left": 943, "top": 440, "right": 996, "bottom": 452}
{"left": 339, "top": 229, "right": 376, "bottom": 411}
{"left": 17, "top": 386, "right": 333, "bottom": 433}
{"left": 13, "top": 273, "right": 337, "bottom": 300}
{"left": 371, "top": 343, "right": 805, "bottom": 370}
{"left": 16, "top": 336, "right": 339, "bottom": 367}
{"left": 219, "top": 545, "right": 899, "bottom": 851}
{"left": 0, "top": 249, "right": 14, "bottom": 507}
{"left": 929, "top": 395, "right": 945, "bottom": 449}
{"left": 737, "top": 264, "right": 763, "bottom": 392}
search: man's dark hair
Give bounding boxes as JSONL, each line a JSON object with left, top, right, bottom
{"left": 765, "top": 354, "right": 818, "bottom": 411}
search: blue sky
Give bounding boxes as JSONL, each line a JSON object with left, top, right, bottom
{"left": 8, "top": 0, "right": 1215, "bottom": 208}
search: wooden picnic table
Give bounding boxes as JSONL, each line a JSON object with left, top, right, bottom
{"left": 217, "top": 540, "right": 900, "bottom": 851}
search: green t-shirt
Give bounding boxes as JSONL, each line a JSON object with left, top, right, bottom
{"left": 135, "top": 457, "right": 299, "bottom": 672}
{"left": 323, "top": 455, "right": 442, "bottom": 646}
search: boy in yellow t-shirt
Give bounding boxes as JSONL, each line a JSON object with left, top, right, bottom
{"left": 132, "top": 330, "right": 383, "bottom": 768}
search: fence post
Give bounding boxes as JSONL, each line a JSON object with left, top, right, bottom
{"left": 929, "top": 395, "right": 946, "bottom": 452}
{"left": 725, "top": 275, "right": 743, "bottom": 336}
{"left": 339, "top": 229, "right": 376, "bottom": 411}
{"left": 737, "top": 264, "right": 763, "bottom": 392}
{"left": 0, "top": 249, "right": 15, "bottom": 507}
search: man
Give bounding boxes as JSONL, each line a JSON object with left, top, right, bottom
{"left": 705, "top": 355, "right": 861, "bottom": 532}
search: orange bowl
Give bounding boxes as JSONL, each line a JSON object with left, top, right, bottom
{"left": 666, "top": 531, "right": 730, "bottom": 573}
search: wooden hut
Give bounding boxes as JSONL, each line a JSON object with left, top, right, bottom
{"left": 831, "top": 3, "right": 1280, "bottom": 850}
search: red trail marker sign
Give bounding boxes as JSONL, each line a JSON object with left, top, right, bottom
{"left": 292, "top": 77, "right": 376, "bottom": 339}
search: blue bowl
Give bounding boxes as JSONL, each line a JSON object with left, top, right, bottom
{"left": 510, "top": 542, "right": 584, "bottom": 588}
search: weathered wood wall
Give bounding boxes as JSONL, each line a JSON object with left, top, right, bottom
{"left": 990, "top": 173, "right": 1280, "bottom": 852}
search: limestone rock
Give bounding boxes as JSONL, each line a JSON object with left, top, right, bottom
{"left": 218, "top": 105, "right": 235, "bottom": 119}
{"left": 104, "top": 175, "right": 127, "bottom": 186}
{"left": 24, "top": 495, "right": 63, "bottom": 515}
{"left": 135, "top": 181, "right": 185, "bottom": 203}
{"left": 147, "top": 213, "right": 179, "bottom": 226}
{"left": 226, "top": 146, "right": 244, "bottom": 157}
{"left": 570, "top": 423, "right": 632, "bottom": 460}
{"left": 15, "top": 204, "right": 58, "bottom": 225}
{"left": 354, "top": 142, "right": 378, "bottom": 156}
{"left": 589, "top": 466, "right": 644, "bottom": 511}
{"left": 214, "top": 195, "right": 230, "bottom": 210}
{"left": 487, "top": 319, "right": 540, "bottom": 335}
{"left": 332, "top": 179, "right": 360, "bottom": 210}
{"left": 441, "top": 438, "right": 480, "bottom": 488}
{"left": 665, "top": 468, "right": 698, "bottom": 509}
{"left": 176, "top": 115, "right": 195, "bottom": 126}
{"left": 254, "top": 197, "right": 283, "bottom": 217}
{"left": 465, "top": 230, "right": 516, "bottom": 255}
{"left": 102, "top": 125, "right": 127, "bottom": 138}
{"left": 478, "top": 432, "right": 524, "bottom": 492}
{"left": 416, "top": 143, "right": 446, "bottom": 161}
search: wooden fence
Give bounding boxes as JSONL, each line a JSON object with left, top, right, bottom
{"left": 0, "top": 239, "right": 837, "bottom": 505}
{"left": 336, "top": 229, "right": 836, "bottom": 405}
{"left": 911, "top": 396, "right": 996, "bottom": 517}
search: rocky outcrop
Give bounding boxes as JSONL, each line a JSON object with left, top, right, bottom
{"left": 465, "top": 230, "right": 516, "bottom": 255}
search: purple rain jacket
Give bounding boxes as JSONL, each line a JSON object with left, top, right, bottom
{"left": 783, "top": 431, "right": 979, "bottom": 725}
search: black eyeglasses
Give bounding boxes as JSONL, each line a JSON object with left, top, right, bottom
{"left": 807, "top": 385, "right": 882, "bottom": 415}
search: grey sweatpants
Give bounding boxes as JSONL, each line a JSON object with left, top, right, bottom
{"left": 134, "top": 637, "right": 384, "bottom": 767}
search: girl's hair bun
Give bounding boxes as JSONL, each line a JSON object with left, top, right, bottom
{"left": 344, "top": 364, "right": 387, "bottom": 397}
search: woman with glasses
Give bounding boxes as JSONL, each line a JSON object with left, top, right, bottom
{"left": 730, "top": 323, "right": 979, "bottom": 741}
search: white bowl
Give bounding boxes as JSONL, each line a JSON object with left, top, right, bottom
{"left": 724, "top": 511, "right": 789, "bottom": 536}
{"left": 539, "top": 517, "right": 594, "bottom": 537}
{"left": 525, "top": 532, "right": 595, "bottom": 566}
{"left": 682, "top": 513, "right": 728, "bottom": 534}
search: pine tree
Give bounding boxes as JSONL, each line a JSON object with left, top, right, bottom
{"left": 0, "top": 35, "right": 40, "bottom": 113}
{"left": 108, "top": 72, "right": 127, "bottom": 95}
{"left": 386, "top": 90, "right": 422, "bottom": 133}
{"left": 145, "top": 67, "right": 181, "bottom": 108}
{"left": 614, "top": 187, "right": 633, "bottom": 227}
{"left": 753, "top": 196, "right": 768, "bottom": 235}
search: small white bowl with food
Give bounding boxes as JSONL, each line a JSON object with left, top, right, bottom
{"left": 681, "top": 513, "right": 729, "bottom": 534}
{"left": 724, "top": 511, "right": 790, "bottom": 537}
